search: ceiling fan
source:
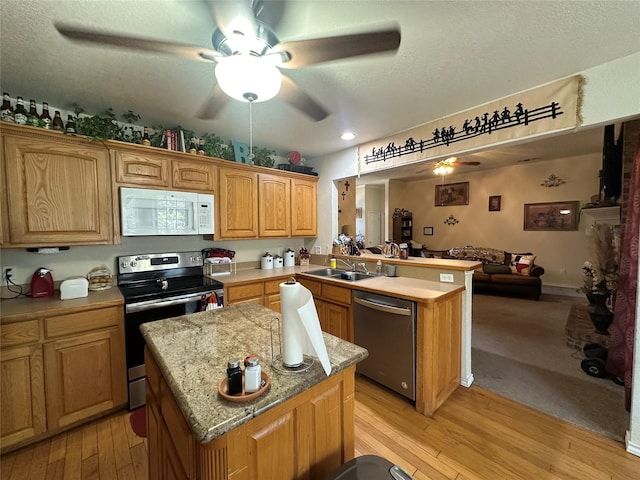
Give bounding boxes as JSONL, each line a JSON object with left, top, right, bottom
{"left": 417, "top": 156, "right": 481, "bottom": 176}
{"left": 54, "top": 0, "right": 401, "bottom": 122}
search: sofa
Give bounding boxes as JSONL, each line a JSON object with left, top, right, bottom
{"left": 422, "top": 246, "right": 545, "bottom": 300}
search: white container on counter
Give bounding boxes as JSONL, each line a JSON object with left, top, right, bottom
{"left": 284, "top": 249, "right": 295, "bottom": 267}
{"left": 274, "top": 255, "right": 284, "bottom": 268}
{"left": 261, "top": 253, "right": 273, "bottom": 270}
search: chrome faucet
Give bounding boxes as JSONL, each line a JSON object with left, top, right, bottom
{"left": 356, "top": 262, "right": 369, "bottom": 274}
{"left": 335, "top": 258, "right": 355, "bottom": 271}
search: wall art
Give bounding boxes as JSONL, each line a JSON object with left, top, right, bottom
{"left": 423, "top": 226, "right": 434, "bottom": 236}
{"left": 435, "top": 182, "right": 469, "bottom": 206}
{"left": 489, "top": 195, "right": 501, "bottom": 211}
{"left": 523, "top": 201, "right": 579, "bottom": 231}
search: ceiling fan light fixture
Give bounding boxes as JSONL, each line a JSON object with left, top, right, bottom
{"left": 433, "top": 164, "right": 453, "bottom": 176}
{"left": 215, "top": 55, "right": 282, "bottom": 103}
{"left": 341, "top": 131, "right": 356, "bottom": 140}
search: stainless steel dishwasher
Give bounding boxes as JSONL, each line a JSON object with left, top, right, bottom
{"left": 353, "top": 290, "right": 416, "bottom": 401}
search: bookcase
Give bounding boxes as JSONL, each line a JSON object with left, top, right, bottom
{"left": 393, "top": 214, "right": 413, "bottom": 244}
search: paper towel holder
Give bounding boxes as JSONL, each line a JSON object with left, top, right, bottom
{"left": 270, "top": 316, "right": 314, "bottom": 374}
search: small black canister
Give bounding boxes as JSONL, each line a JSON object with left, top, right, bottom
{"left": 227, "top": 359, "right": 243, "bottom": 395}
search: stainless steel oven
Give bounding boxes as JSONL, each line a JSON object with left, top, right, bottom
{"left": 117, "top": 251, "right": 224, "bottom": 409}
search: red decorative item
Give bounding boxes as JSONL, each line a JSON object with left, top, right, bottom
{"left": 129, "top": 407, "right": 147, "bottom": 438}
{"left": 288, "top": 151, "right": 301, "bottom": 165}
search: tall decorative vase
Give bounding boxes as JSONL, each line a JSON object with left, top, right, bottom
{"left": 586, "top": 292, "right": 613, "bottom": 335}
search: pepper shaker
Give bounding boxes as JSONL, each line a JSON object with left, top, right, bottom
{"left": 227, "top": 359, "right": 243, "bottom": 395}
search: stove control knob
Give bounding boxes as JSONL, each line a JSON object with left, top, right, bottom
{"left": 130, "top": 261, "right": 137, "bottom": 268}
{"left": 120, "top": 261, "right": 128, "bottom": 270}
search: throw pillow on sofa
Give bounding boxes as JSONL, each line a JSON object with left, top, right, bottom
{"left": 509, "top": 254, "right": 536, "bottom": 276}
{"left": 482, "top": 264, "right": 512, "bottom": 274}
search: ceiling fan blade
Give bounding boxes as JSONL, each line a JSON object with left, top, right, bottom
{"left": 196, "top": 84, "right": 230, "bottom": 120}
{"left": 272, "top": 28, "right": 401, "bottom": 69}
{"left": 453, "top": 161, "right": 481, "bottom": 166}
{"left": 279, "top": 75, "right": 329, "bottom": 121}
{"left": 211, "top": 0, "right": 257, "bottom": 39}
{"left": 55, "top": 23, "right": 219, "bottom": 62}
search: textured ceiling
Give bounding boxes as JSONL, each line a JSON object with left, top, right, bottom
{"left": 1, "top": 1, "right": 639, "bottom": 174}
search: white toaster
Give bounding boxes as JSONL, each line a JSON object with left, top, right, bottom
{"left": 60, "top": 277, "right": 89, "bottom": 300}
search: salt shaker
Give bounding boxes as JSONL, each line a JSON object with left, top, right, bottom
{"left": 227, "top": 359, "right": 243, "bottom": 395}
{"left": 244, "top": 357, "right": 262, "bottom": 393}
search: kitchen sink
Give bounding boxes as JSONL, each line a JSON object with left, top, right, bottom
{"left": 303, "top": 268, "right": 376, "bottom": 282}
{"left": 304, "top": 268, "right": 347, "bottom": 277}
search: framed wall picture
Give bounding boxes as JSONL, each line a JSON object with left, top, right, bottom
{"left": 523, "top": 201, "right": 580, "bottom": 231}
{"left": 423, "top": 226, "right": 434, "bottom": 236}
{"left": 435, "top": 182, "right": 469, "bottom": 206}
{"left": 489, "top": 195, "right": 501, "bottom": 211}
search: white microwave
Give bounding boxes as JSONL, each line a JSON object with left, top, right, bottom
{"left": 120, "top": 187, "right": 214, "bottom": 236}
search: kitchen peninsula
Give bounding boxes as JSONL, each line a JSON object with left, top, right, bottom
{"left": 141, "top": 302, "right": 368, "bottom": 480}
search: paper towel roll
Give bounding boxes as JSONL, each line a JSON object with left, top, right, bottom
{"left": 279, "top": 280, "right": 331, "bottom": 375}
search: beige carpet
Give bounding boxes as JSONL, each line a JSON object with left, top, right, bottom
{"left": 471, "top": 293, "right": 628, "bottom": 442}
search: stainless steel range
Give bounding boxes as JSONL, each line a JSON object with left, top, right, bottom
{"left": 117, "top": 251, "right": 224, "bottom": 409}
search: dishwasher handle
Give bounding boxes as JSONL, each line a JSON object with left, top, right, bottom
{"left": 353, "top": 296, "right": 412, "bottom": 316}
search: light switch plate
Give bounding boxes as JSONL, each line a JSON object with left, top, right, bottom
{"left": 439, "top": 273, "right": 454, "bottom": 283}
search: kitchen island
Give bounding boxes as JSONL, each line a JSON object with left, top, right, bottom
{"left": 141, "top": 302, "right": 368, "bottom": 480}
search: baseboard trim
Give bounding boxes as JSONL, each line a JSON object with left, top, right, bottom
{"left": 625, "top": 431, "right": 640, "bottom": 457}
{"left": 541, "top": 285, "right": 582, "bottom": 297}
{"left": 461, "top": 373, "right": 474, "bottom": 388}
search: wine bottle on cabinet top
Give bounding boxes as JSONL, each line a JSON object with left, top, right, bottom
{"left": 52, "top": 111, "right": 64, "bottom": 130}
{"left": 1, "top": 93, "right": 13, "bottom": 122}
{"left": 65, "top": 114, "right": 76, "bottom": 134}
{"left": 13, "top": 96, "right": 28, "bottom": 124}
{"left": 142, "top": 127, "right": 151, "bottom": 146}
{"left": 40, "top": 102, "right": 52, "bottom": 129}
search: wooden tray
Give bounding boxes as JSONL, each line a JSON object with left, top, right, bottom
{"left": 218, "top": 371, "right": 270, "bottom": 402}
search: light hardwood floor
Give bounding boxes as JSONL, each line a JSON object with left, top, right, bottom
{"left": 2, "top": 377, "right": 639, "bottom": 479}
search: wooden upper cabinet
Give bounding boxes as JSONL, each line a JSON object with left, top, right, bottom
{"left": 2, "top": 128, "right": 113, "bottom": 246}
{"left": 114, "top": 149, "right": 170, "bottom": 187}
{"left": 113, "top": 145, "right": 216, "bottom": 194}
{"left": 218, "top": 167, "right": 258, "bottom": 239}
{"left": 259, "top": 173, "right": 291, "bottom": 237}
{"left": 291, "top": 178, "right": 317, "bottom": 237}
{"left": 172, "top": 158, "right": 217, "bottom": 193}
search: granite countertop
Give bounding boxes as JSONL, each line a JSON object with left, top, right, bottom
{"left": 141, "top": 302, "right": 368, "bottom": 444}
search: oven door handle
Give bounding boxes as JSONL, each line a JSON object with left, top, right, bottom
{"left": 126, "top": 293, "right": 208, "bottom": 314}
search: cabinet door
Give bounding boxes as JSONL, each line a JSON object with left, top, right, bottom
{"left": 324, "top": 302, "right": 350, "bottom": 341}
{"left": 258, "top": 174, "right": 290, "bottom": 237}
{"left": 44, "top": 327, "right": 126, "bottom": 429}
{"left": 4, "top": 134, "right": 113, "bottom": 245}
{"left": 0, "top": 345, "right": 46, "bottom": 450}
{"left": 172, "top": 158, "right": 217, "bottom": 193}
{"left": 291, "top": 178, "right": 317, "bottom": 237}
{"left": 114, "top": 149, "right": 170, "bottom": 187}
{"left": 218, "top": 168, "right": 258, "bottom": 238}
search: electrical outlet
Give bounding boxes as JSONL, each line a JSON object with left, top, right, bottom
{"left": 314, "top": 245, "right": 322, "bottom": 254}
{"left": 2, "top": 266, "right": 17, "bottom": 286}
{"left": 439, "top": 273, "right": 454, "bottom": 283}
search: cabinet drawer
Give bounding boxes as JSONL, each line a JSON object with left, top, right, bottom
{"left": 226, "top": 283, "right": 264, "bottom": 302}
{"left": 45, "top": 306, "right": 121, "bottom": 339}
{"left": 0, "top": 320, "right": 40, "bottom": 347}
{"left": 297, "top": 277, "right": 322, "bottom": 297}
{"left": 321, "top": 284, "right": 352, "bottom": 305}
{"left": 264, "top": 278, "right": 286, "bottom": 295}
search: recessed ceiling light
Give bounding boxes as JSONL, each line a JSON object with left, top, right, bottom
{"left": 341, "top": 132, "right": 356, "bottom": 140}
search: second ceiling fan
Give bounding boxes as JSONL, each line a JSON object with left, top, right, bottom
{"left": 55, "top": 0, "right": 401, "bottom": 122}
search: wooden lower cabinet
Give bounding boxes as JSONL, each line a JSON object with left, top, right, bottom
{"left": 0, "top": 344, "right": 46, "bottom": 449}
{"left": 146, "top": 349, "right": 355, "bottom": 480}
{"left": 44, "top": 326, "right": 126, "bottom": 429}
{"left": 297, "top": 277, "right": 352, "bottom": 342}
{"left": 0, "top": 304, "right": 127, "bottom": 453}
